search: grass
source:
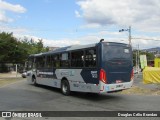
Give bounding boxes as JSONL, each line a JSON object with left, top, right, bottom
{"left": 0, "top": 78, "right": 24, "bottom": 87}
{"left": 120, "top": 86, "right": 160, "bottom": 96}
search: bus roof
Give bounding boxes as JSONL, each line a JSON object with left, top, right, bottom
{"left": 30, "top": 42, "right": 129, "bottom": 57}
{"left": 41, "top": 43, "right": 98, "bottom": 56}
{"left": 51, "top": 43, "right": 97, "bottom": 52}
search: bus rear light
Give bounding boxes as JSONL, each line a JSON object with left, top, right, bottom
{"left": 130, "top": 69, "right": 134, "bottom": 80}
{"left": 100, "top": 69, "right": 107, "bottom": 84}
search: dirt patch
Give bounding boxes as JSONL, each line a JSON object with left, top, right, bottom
{"left": 120, "top": 86, "right": 160, "bottom": 96}
{"left": 0, "top": 72, "right": 21, "bottom": 78}
{"left": 0, "top": 78, "right": 24, "bottom": 87}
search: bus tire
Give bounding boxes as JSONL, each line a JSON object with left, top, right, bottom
{"left": 32, "top": 76, "right": 37, "bottom": 86}
{"left": 61, "top": 80, "right": 70, "bottom": 96}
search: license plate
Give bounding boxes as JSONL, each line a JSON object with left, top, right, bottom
{"left": 116, "top": 84, "right": 123, "bottom": 88}
{"left": 116, "top": 80, "right": 122, "bottom": 83}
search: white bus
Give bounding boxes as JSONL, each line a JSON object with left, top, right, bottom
{"left": 26, "top": 41, "right": 134, "bottom": 95}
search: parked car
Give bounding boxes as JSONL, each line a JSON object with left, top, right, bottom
{"left": 22, "top": 71, "right": 27, "bottom": 78}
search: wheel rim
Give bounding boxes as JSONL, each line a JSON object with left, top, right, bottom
{"left": 32, "top": 77, "right": 36, "bottom": 84}
{"left": 62, "top": 82, "right": 68, "bottom": 93}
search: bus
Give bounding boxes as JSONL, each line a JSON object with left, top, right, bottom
{"left": 26, "top": 41, "right": 134, "bottom": 95}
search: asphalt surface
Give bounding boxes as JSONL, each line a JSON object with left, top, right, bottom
{"left": 0, "top": 77, "right": 160, "bottom": 120}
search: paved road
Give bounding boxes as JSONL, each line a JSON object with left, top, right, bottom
{"left": 0, "top": 80, "right": 160, "bottom": 120}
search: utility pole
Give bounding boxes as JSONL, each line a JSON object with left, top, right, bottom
{"left": 16, "top": 64, "right": 18, "bottom": 77}
{"left": 119, "top": 26, "right": 132, "bottom": 46}
{"left": 137, "top": 44, "right": 140, "bottom": 74}
{"left": 129, "top": 26, "right": 131, "bottom": 46}
{"left": 136, "top": 48, "right": 138, "bottom": 73}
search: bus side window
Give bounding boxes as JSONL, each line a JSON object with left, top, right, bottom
{"left": 28, "top": 57, "right": 33, "bottom": 69}
{"left": 85, "top": 49, "right": 96, "bottom": 67}
{"left": 36, "top": 56, "right": 45, "bottom": 68}
{"left": 42, "top": 56, "right": 45, "bottom": 68}
{"left": 46, "top": 55, "right": 52, "bottom": 68}
{"left": 36, "top": 57, "right": 40, "bottom": 68}
{"left": 32, "top": 57, "right": 36, "bottom": 69}
{"left": 60, "top": 53, "right": 70, "bottom": 67}
{"left": 71, "top": 51, "right": 84, "bottom": 67}
{"left": 53, "top": 54, "right": 60, "bottom": 68}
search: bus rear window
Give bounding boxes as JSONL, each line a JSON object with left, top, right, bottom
{"left": 103, "top": 45, "right": 131, "bottom": 60}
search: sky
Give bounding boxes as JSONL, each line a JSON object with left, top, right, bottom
{"left": 0, "top": 0, "right": 160, "bottom": 49}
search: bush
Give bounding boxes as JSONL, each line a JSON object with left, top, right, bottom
{"left": 0, "top": 63, "right": 9, "bottom": 73}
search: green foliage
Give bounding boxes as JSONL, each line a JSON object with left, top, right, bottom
{"left": 146, "top": 52, "right": 155, "bottom": 61}
{"left": 0, "top": 32, "right": 19, "bottom": 63}
{"left": 133, "top": 50, "right": 155, "bottom": 66}
{"left": 0, "top": 32, "right": 49, "bottom": 64}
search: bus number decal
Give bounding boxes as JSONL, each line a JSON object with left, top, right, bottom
{"left": 91, "top": 71, "right": 98, "bottom": 78}
{"left": 61, "top": 71, "right": 69, "bottom": 76}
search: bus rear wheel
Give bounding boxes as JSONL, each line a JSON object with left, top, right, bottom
{"left": 61, "top": 80, "right": 70, "bottom": 96}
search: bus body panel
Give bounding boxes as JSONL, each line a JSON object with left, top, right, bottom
{"left": 27, "top": 68, "right": 100, "bottom": 93}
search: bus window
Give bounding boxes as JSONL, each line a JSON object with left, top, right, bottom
{"left": 37, "top": 56, "right": 45, "bottom": 68}
{"left": 46, "top": 55, "right": 52, "bottom": 68}
{"left": 27, "top": 57, "right": 34, "bottom": 70}
{"left": 103, "top": 45, "right": 131, "bottom": 60}
{"left": 53, "top": 54, "right": 60, "bottom": 68}
{"left": 85, "top": 49, "right": 96, "bottom": 67}
{"left": 71, "top": 51, "right": 84, "bottom": 67}
{"left": 32, "top": 57, "right": 36, "bottom": 69}
{"left": 60, "top": 53, "right": 70, "bottom": 67}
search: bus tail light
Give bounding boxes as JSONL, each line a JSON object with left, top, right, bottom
{"left": 130, "top": 69, "right": 134, "bottom": 81}
{"left": 100, "top": 69, "right": 107, "bottom": 84}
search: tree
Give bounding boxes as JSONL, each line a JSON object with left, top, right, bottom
{"left": 0, "top": 32, "right": 19, "bottom": 63}
{"left": 20, "top": 38, "right": 49, "bottom": 55}
{"left": 0, "top": 32, "right": 49, "bottom": 65}
{"left": 133, "top": 49, "right": 155, "bottom": 67}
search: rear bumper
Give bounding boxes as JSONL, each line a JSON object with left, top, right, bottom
{"left": 100, "top": 80, "right": 133, "bottom": 93}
